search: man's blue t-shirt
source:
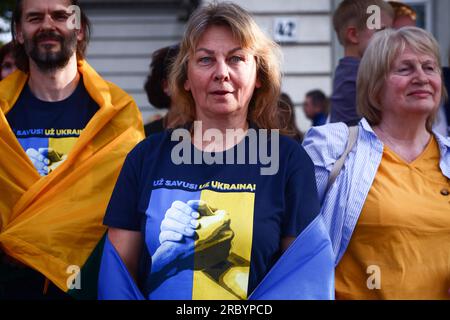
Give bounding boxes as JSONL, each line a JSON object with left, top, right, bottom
{"left": 6, "top": 79, "right": 98, "bottom": 176}
{"left": 312, "top": 112, "right": 328, "bottom": 127}
{"left": 103, "top": 128, "right": 320, "bottom": 300}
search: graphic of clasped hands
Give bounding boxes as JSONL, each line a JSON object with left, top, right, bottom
{"left": 149, "top": 200, "right": 234, "bottom": 286}
{"left": 26, "top": 148, "right": 67, "bottom": 176}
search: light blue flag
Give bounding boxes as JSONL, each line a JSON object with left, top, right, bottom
{"left": 98, "top": 235, "right": 145, "bottom": 300}
{"left": 98, "top": 215, "right": 334, "bottom": 300}
{"left": 249, "top": 215, "right": 335, "bottom": 300}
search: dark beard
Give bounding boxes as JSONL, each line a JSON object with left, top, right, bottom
{"left": 24, "top": 30, "right": 78, "bottom": 72}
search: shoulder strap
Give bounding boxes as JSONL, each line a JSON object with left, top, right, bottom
{"left": 325, "top": 126, "right": 359, "bottom": 195}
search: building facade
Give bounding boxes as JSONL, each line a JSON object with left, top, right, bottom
{"left": 82, "top": 0, "right": 450, "bottom": 131}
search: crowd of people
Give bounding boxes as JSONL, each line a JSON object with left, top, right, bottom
{"left": 0, "top": 0, "right": 449, "bottom": 300}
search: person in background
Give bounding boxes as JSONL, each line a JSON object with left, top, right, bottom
{"left": 143, "top": 44, "right": 180, "bottom": 136}
{"left": 388, "top": 1, "right": 417, "bottom": 28}
{"left": 330, "top": 0, "right": 394, "bottom": 126}
{"left": 303, "top": 89, "right": 329, "bottom": 127}
{"left": 0, "top": 42, "right": 17, "bottom": 80}
{"left": 278, "top": 92, "right": 303, "bottom": 142}
{"left": 303, "top": 27, "right": 450, "bottom": 299}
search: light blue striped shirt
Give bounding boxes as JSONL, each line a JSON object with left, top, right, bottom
{"left": 302, "top": 118, "right": 450, "bottom": 265}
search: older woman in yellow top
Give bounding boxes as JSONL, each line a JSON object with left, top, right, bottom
{"left": 303, "top": 27, "right": 450, "bottom": 299}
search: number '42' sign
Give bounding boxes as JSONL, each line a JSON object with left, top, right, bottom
{"left": 274, "top": 17, "right": 298, "bottom": 42}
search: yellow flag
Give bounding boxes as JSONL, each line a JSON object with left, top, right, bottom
{"left": 0, "top": 60, "right": 144, "bottom": 292}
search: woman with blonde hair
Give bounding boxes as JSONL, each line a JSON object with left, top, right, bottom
{"left": 99, "top": 2, "right": 333, "bottom": 300}
{"left": 303, "top": 27, "right": 450, "bottom": 299}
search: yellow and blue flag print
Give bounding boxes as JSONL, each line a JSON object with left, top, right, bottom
{"left": 145, "top": 187, "right": 255, "bottom": 300}
{"left": 99, "top": 187, "right": 335, "bottom": 300}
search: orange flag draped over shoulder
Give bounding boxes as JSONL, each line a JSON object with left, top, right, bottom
{"left": 0, "top": 60, "right": 144, "bottom": 292}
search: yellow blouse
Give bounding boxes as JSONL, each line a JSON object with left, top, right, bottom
{"left": 335, "top": 136, "right": 450, "bottom": 299}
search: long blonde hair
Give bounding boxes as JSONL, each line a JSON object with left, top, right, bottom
{"left": 168, "top": 2, "right": 283, "bottom": 131}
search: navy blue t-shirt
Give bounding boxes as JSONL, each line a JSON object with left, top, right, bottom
{"left": 6, "top": 79, "right": 98, "bottom": 176}
{"left": 103, "top": 128, "right": 320, "bottom": 300}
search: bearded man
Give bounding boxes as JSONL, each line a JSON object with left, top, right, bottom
{"left": 0, "top": 0, "right": 144, "bottom": 299}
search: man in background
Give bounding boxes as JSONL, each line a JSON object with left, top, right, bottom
{"left": 304, "top": 90, "right": 329, "bottom": 127}
{"left": 330, "top": 0, "right": 394, "bottom": 125}
{"left": 388, "top": 1, "right": 417, "bottom": 28}
{"left": 0, "top": 42, "right": 17, "bottom": 80}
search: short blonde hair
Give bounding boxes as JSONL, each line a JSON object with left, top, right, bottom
{"left": 357, "top": 27, "right": 446, "bottom": 132}
{"left": 333, "top": 0, "right": 394, "bottom": 45}
{"left": 168, "top": 2, "right": 283, "bottom": 131}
